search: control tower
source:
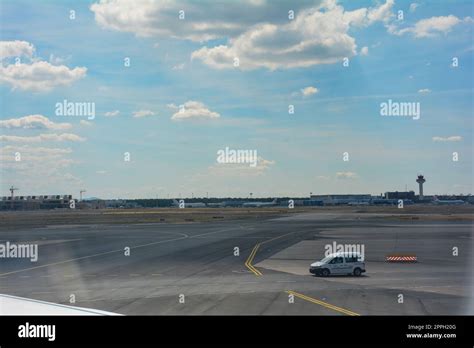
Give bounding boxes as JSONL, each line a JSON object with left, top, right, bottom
{"left": 416, "top": 175, "right": 426, "bottom": 200}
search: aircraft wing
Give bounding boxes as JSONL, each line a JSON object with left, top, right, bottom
{"left": 0, "top": 293, "right": 121, "bottom": 316}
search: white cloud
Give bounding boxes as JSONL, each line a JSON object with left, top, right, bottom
{"left": 104, "top": 110, "right": 120, "bottom": 117}
{"left": 418, "top": 88, "right": 431, "bottom": 94}
{"left": 80, "top": 120, "right": 93, "bottom": 126}
{"left": 409, "top": 3, "right": 419, "bottom": 13}
{"left": 192, "top": 1, "right": 395, "bottom": 70}
{"left": 191, "top": 6, "right": 359, "bottom": 70}
{"left": 0, "top": 60, "right": 87, "bottom": 92}
{"left": 366, "top": 0, "right": 395, "bottom": 24}
{"left": 133, "top": 110, "right": 155, "bottom": 118}
{"left": 49, "top": 54, "right": 69, "bottom": 65}
{"left": 301, "top": 86, "right": 319, "bottom": 97}
{"left": 0, "top": 145, "right": 81, "bottom": 193}
{"left": 330, "top": 0, "right": 394, "bottom": 27}
{"left": 0, "top": 40, "right": 35, "bottom": 59}
{"left": 360, "top": 46, "right": 369, "bottom": 56}
{"left": 0, "top": 133, "right": 86, "bottom": 143}
{"left": 0, "top": 40, "right": 87, "bottom": 92}
{"left": 432, "top": 136, "right": 462, "bottom": 142}
{"left": 336, "top": 171, "right": 358, "bottom": 179}
{"left": 169, "top": 101, "right": 220, "bottom": 121}
{"left": 0, "top": 115, "right": 72, "bottom": 130}
{"left": 0, "top": 145, "right": 72, "bottom": 161}
{"left": 0, "top": 145, "right": 75, "bottom": 171}
{"left": 172, "top": 63, "right": 185, "bottom": 70}
{"left": 342, "top": 8, "right": 369, "bottom": 27}
{"left": 315, "top": 175, "right": 330, "bottom": 180}
{"left": 391, "top": 15, "right": 472, "bottom": 38}
{"left": 90, "top": 0, "right": 322, "bottom": 42}
{"left": 96, "top": 170, "right": 107, "bottom": 174}
{"left": 91, "top": 0, "right": 395, "bottom": 70}
{"left": 208, "top": 156, "right": 275, "bottom": 177}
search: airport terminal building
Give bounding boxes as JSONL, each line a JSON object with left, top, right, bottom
{"left": 309, "top": 194, "right": 372, "bottom": 205}
{"left": 0, "top": 195, "right": 73, "bottom": 210}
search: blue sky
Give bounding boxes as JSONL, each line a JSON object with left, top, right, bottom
{"left": 0, "top": 0, "right": 473, "bottom": 198}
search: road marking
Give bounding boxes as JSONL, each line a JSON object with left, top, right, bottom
{"left": 189, "top": 226, "right": 242, "bottom": 238}
{"left": 261, "top": 230, "right": 302, "bottom": 245}
{"left": 0, "top": 232, "right": 189, "bottom": 277}
{"left": 245, "top": 243, "right": 262, "bottom": 276}
{"left": 246, "top": 230, "right": 303, "bottom": 276}
{"left": 286, "top": 290, "right": 360, "bottom": 316}
{"left": 31, "top": 291, "right": 53, "bottom": 295}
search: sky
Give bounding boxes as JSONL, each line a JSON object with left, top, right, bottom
{"left": 0, "top": 0, "right": 473, "bottom": 199}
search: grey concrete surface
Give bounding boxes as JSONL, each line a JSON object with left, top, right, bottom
{"left": 0, "top": 212, "right": 472, "bottom": 315}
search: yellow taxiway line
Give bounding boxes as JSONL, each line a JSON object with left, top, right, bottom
{"left": 245, "top": 230, "right": 304, "bottom": 276}
{"left": 286, "top": 290, "right": 360, "bottom": 316}
{"left": 245, "top": 243, "right": 262, "bottom": 276}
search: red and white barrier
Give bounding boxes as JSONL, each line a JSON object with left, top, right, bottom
{"left": 385, "top": 255, "right": 417, "bottom": 262}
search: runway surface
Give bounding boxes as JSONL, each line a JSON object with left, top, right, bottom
{"left": 0, "top": 211, "right": 472, "bottom": 315}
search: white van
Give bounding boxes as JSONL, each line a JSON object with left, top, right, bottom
{"left": 309, "top": 252, "right": 366, "bottom": 277}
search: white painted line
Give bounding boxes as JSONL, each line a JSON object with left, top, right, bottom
{"left": 189, "top": 227, "right": 242, "bottom": 238}
{"left": 31, "top": 291, "right": 53, "bottom": 295}
{"left": 0, "top": 232, "right": 189, "bottom": 277}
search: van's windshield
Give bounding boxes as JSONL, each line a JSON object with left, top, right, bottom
{"left": 320, "top": 255, "right": 334, "bottom": 263}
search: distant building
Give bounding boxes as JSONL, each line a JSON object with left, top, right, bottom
{"left": 371, "top": 198, "right": 398, "bottom": 205}
{"left": 303, "top": 199, "right": 324, "bottom": 206}
{"left": 309, "top": 194, "right": 371, "bottom": 205}
{"left": 105, "top": 199, "right": 127, "bottom": 208}
{"left": 384, "top": 191, "right": 415, "bottom": 200}
{"left": 78, "top": 199, "right": 106, "bottom": 209}
{"left": 0, "top": 195, "right": 73, "bottom": 210}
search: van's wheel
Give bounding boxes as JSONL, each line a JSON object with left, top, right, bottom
{"left": 353, "top": 268, "right": 362, "bottom": 276}
{"left": 321, "top": 269, "right": 330, "bottom": 277}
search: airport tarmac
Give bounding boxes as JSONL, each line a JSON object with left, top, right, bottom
{"left": 0, "top": 210, "right": 472, "bottom": 315}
